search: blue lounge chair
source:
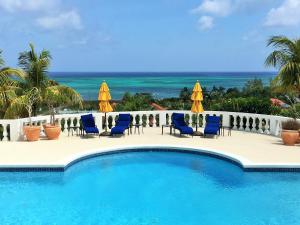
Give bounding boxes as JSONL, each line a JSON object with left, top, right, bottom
{"left": 172, "top": 113, "right": 194, "bottom": 136}
{"left": 204, "top": 116, "right": 221, "bottom": 137}
{"left": 111, "top": 114, "right": 131, "bottom": 136}
{"left": 81, "top": 114, "right": 99, "bottom": 136}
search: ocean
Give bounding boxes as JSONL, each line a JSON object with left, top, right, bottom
{"left": 49, "top": 72, "right": 276, "bottom": 100}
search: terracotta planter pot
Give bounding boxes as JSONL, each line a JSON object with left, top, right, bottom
{"left": 44, "top": 124, "right": 61, "bottom": 140}
{"left": 297, "top": 130, "right": 300, "bottom": 144}
{"left": 23, "top": 126, "right": 41, "bottom": 142}
{"left": 281, "top": 130, "right": 299, "bottom": 146}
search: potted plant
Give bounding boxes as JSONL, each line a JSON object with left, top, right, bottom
{"left": 43, "top": 86, "right": 82, "bottom": 140}
{"left": 19, "top": 88, "right": 41, "bottom": 141}
{"left": 281, "top": 120, "right": 300, "bottom": 146}
{"left": 282, "top": 94, "right": 300, "bottom": 144}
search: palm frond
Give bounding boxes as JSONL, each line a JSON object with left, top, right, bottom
{"left": 267, "top": 36, "right": 296, "bottom": 50}
{"left": 4, "top": 95, "right": 27, "bottom": 119}
{"left": 265, "top": 50, "right": 290, "bottom": 68}
{"left": 266, "top": 36, "right": 300, "bottom": 93}
{"left": 0, "top": 50, "right": 4, "bottom": 67}
{"left": 278, "top": 62, "right": 300, "bottom": 87}
{"left": 0, "top": 67, "right": 26, "bottom": 78}
{"left": 44, "top": 85, "right": 83, "bottom": 109}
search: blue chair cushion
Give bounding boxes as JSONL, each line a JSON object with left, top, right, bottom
{"left": 206, "top": 116, "right": 221, "bottom": 125}
{"left": 85, "top": 127, "right": 99, "bottom": 134}
{"left": 172, "top": 113, "right": 194, "bottom": 135}
{"left": 204, "top": 126, "right": 219, "bottom": 135}
{"left": 118, "top": 114, "right": 131, "bottom": 121}
{"left": 111, "top": 114, "right": 131, "bottom": 135}
{"left": 111, "top": 126, "right": 127, "bottom": 134}
{"left": 81, "top": 114, "right": 96, "bottom": 128}
{"left": 178, "top": 126, "right": 194, "bottom": 134}
{"left": 204, "top": 116, "right": 221, "bottom": 136}
{"left": 172, "top": 113, "right": 186, "bottom": 127}
{"left": 117, "top": 120, "right": 130, "bottom": 127}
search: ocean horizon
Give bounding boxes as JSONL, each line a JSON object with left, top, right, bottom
{"left": 49, "top": 72, "right": 276, "bottom": 100}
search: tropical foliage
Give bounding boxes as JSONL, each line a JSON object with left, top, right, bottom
{"left": 5, "top": 88, "right": 40, "bottom": 125}
{"left": 44, "top": 85, "right": 82, "bottom": 125}
{"left": 19, "top": 43, "right": 51, "bottom": 92}
{"left": 115, "top": 93, "right": 153, "bottom": 111}
{"left": 0, "top": 50, "right": 25, "bottom": 118}
{"left": 265, "top": 36, "right": 300, "bottom": 93}
{"left": 0, "top": 44, "right": 83, "bottom": 121}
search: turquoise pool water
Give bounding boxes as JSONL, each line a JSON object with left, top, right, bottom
{"left": 0, "top": 151, "right": 300, "bottom": 225}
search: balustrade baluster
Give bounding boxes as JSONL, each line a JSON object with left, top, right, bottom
{"left": 2, "top": 124, "right": 8, "bottom": 141}
{"left": 111, "top": 115, "right": 116, "bottom": 127}
{"left": 145, "top": 114, "right": 150, "bottom": 127}
{"left": 62, "top": 119, "right": 67, "bottom": 135}
{"left": 258, "top": 118, "right": 263, "bottom": 133}
{"left": 131, "top": 114, "right": 135, "bottom": 125}
{"left": 202, "top": 113, "right": 207, "bottom": 128}
{"left": 152, "top": 114, "right": 156, "bottom": 127}
{"left": 265, "top": 119, "right": 270, "bottom": 134}
{"left": 245, "top": 117, "right": 250, "bottom": 131}
{"left": 232, "top": 116, "right": 237, "bottom": 130}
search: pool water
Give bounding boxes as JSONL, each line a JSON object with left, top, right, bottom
{"left": 1, "top": 151, "right": 300, "bottom": 225}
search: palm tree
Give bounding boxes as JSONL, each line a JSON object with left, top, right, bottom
{"left": 0, "top": 50, "right": 26, "bottom": 118}
{"left": 4, "top": 43, "right": 83, "bottom": 120}
{"left": 18, "top": 43, "right": 51, "bottom": 115}
{"left": 265, "top": 36, "right": 300, "bottom": 93}
{"left": 18, "top": 43, "right": 51, "bottom": 90}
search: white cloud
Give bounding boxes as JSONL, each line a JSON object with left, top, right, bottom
{"left": 36, "top": 10, "right": 82, "bottom": 30}
{"left": 0, "top": 0, "right": 83, "bottom": 31}
{"left": 192, "top": 0, "right": 232, "bottom": 17}
{"left": 0, "top": 0, "right": 58, "bottom": 12}
{"left": 190, "top": 0, "right": 277, "bottom": 30}
{"left": 265, "top": 0, "right": 300, "bottom": 27}
{"left": 198, "top": 16, "right": 214, "bottom": 30}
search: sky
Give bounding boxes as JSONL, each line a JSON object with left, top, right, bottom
{"left": 0, "top": 0, "right": 299, "bottom": 72}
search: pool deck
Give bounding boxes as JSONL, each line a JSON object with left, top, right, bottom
{"left": 0, "top": 127, "right": 300, "bottom": 171}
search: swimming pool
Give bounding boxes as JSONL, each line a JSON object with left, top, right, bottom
{"left": 0, "top": 150, "right": 300, "bottom": 225}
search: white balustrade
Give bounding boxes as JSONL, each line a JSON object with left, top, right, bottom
{"left": 0, "top": 110, "right": 299, "bottom": 142}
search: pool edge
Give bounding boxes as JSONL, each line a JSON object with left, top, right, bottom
{"left": 1, "top": 145, "right": 300, "bottom": 172}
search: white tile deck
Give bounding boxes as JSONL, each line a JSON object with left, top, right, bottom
{"left": 0, "top": 128, "right": 299, "bottom": 170}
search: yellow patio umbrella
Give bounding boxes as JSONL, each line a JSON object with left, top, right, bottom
{"left": 98, "top": 81, "right": 113, "bottom": 133}
{"left": 191, "top": 80, "right": 204, "bottom": 131}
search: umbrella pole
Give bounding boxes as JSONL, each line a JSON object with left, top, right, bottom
{"left": 105, "top": 112, "right": 107, "bottom": 132}
{"left": 101, "top": 112, "right": 110, "bottom": 136}
{"left": 196, "top": 113, "right": 198, "bottom": 132}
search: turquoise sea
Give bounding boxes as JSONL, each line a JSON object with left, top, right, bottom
{"left": 50, "top": 72, "right": 276, "bottom": 100}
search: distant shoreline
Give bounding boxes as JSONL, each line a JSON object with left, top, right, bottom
{"left": 49, "top": 72, "right": 276, "bottom": 100}
{"left": 49, "top": 71, "right": 277, "bottom": 76}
